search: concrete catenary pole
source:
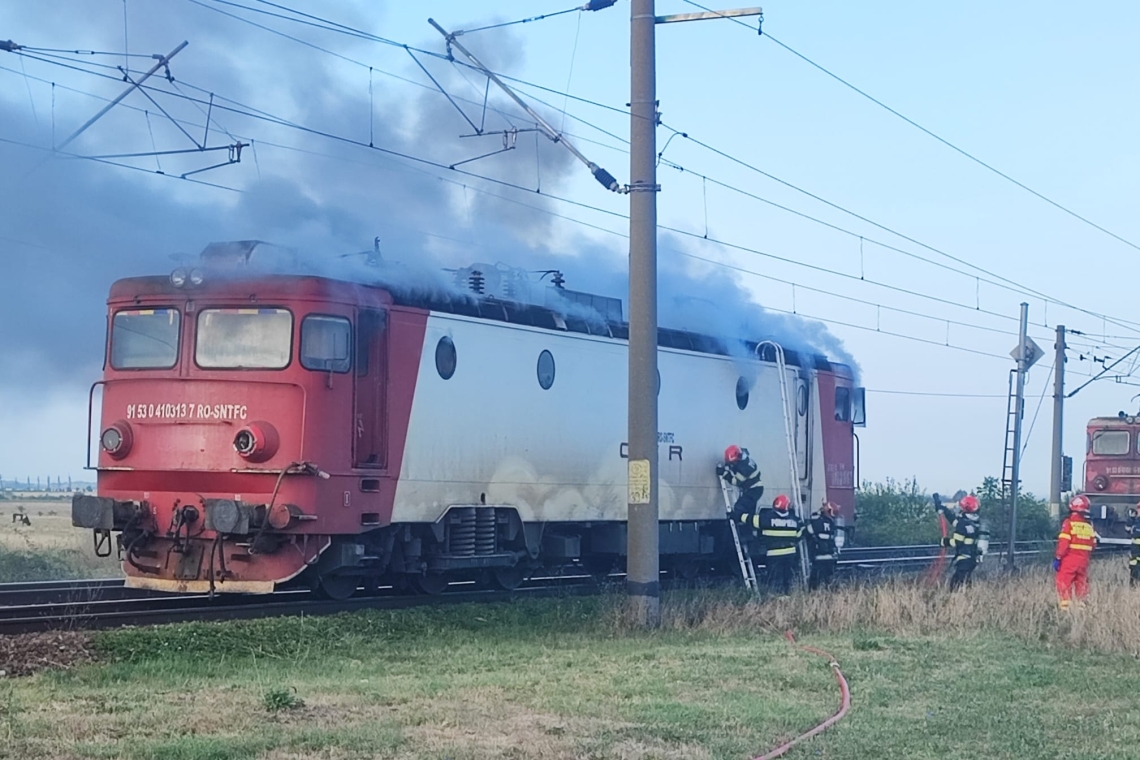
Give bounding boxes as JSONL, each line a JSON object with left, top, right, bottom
{"left": 626, "top": 0, "right": 660, "bottom": 628}
{"left": 1049, "top": 325, "right": 1066, "bottom": 520}
{"left": 1007, "top": 302, "right": 1029, "bottom": 567}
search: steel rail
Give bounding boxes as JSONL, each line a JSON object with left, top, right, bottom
{"left": 0, "top": 540, "right": 1115, "bottom": 635}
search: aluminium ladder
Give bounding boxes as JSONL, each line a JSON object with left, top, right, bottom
{"left": 719, "top": 477, "right": 759, "bottom": 593}
{"left": 755, "top": 340, "right": 811, "bottom": 585}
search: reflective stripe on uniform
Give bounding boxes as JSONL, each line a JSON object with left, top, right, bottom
{"left": 1058, "top": 533, "right": 1071, "bottom": 540}
{"left": 1069, "top": 544, "right": 1093, "bottom": 551}
{"left": 813, "top": 554, "right": 835, "bottom": 561}
{"left": 767, "top": 547, "right": 796, "bottom": 556}
{"left": 763, "top": 529, "right": 800, "bottom": 538}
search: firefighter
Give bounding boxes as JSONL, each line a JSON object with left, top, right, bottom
{"left": 717, "top": 445, "right": 764, "bottom": 522}
{"left": 934, "top": 493, "right": 988, "bottom": 591}
{"left": 739, "top": 494, "right": 803, "bottom": 595}
{"left": 806, "top": 500, "right": 840, "bottom": 590}
{"left": 1054, "top": 494, "right": 1096, "bottom": 609}
{"left": 1129, "top": 504, "right": 1140, "bottom": 587}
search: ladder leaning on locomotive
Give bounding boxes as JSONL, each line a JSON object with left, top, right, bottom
{"left": 73, "top": 261, "right": 865, "bottom": 598}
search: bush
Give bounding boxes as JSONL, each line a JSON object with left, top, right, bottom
{"left": 0, "top": 550, "right": 79, "bottom": 583}
{"left": 854, "top": 477, "right": 1058, "bottom": 546}
{"left": 976, "top": 476, "right": 1056, "bottom": 542}
{"left": 262, "top": 688, "right": 304, "bottom": 712}
{"left": 854, "top": 478, "right": 941, "bottom": 546}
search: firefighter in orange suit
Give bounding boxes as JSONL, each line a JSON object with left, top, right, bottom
{"left": 1054, "top": 494, "right": 1097, "bottom": 609}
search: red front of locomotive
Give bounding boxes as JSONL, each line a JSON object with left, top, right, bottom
{"left": 1083, "top": 416, "right": 1140, "bottom": 531}
{"left": 72, "top": 273, "right": 418, "bottom": 594}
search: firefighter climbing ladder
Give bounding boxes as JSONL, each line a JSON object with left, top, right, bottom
{"left": 756, "top": 340, "right": 811, "bottom": 584}
{"left": 719, "top": 477, "right": 758, "bottom": 592}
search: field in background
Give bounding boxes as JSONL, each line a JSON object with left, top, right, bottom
{"left": 0, "top": 499, "right": 121, "bottom": 582}
{"left": 5, "top": 565, "right": 1140, "bottom": 759}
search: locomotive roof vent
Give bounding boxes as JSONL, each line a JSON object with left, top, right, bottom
{"left": 546, "top": 288, "right": 623, "bottom": 322}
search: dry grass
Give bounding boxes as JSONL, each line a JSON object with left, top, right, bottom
{"left": 615, "top": 558, "right": 1140, "bottom": 657}
{"left": 0, "top": 500, "right": 121, "bottom": 581}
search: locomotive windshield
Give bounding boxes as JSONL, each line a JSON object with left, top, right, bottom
{"left": 1091, "top": 429, "right": 1130, "bottom": 456}
{"left": 110, "top": 308, "right": 181, "bottom": 369}
{"left": 196, "top": 308, "right": 292, "bottom": 369}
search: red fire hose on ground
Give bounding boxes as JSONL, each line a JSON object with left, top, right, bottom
{"left": 751, "top": 631, "right": 852, "bottom": 760}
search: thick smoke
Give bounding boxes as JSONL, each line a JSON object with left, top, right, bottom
{"left": 0, "top": 0, "right": 857, "bottom": 399}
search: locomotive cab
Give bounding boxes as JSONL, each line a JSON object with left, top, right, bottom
{"left": 74, "top": 270, "right": 406, "bottom": 596}
{"left": 1083, "top": 415, "right": 1140, "bottom": 538}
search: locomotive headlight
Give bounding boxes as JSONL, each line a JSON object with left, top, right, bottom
{"left": 170, "top": 268, "right": 189, "bottom": 288}
{"left": 233, "top": 421, "right": 279, "bottom": 463}
{"left": 1093, "top": 474, "right": 1109, "bottom": 492}
{"left": 233, "top": 429, "right": 256, "bottom": 456}
{"left": 189, "top": 268, "right": 205, "bottom": 287}
{"left": 100, "top": 421, "right": 133, "bottom": 459}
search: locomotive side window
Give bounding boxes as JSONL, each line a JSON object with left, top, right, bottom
{"left": 196, "top": 308, "right": 292, "bottom": 369}
{"left": 435, "top": 336, "right": 457, "bottom": 380}
{"left": 1091, "top": 429, "right": 1130, "bottom": 456}
{"left": 537, "top": 349, "right": 555, "bottom": 390}
{"left": 110, "top": 308, "right": 181, "bottom": 369}
{"left": 834, "top": 386, "right": 851, "bottom": 422}
{"left": 735, "top": 377, "right": 749, "bottom": 410}
{"left": 301, "top": 315, "right": 351, "bottom": 373}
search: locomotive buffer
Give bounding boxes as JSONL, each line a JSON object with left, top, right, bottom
{"left": 719, "top": 477, "right": 759, "bottom": 593}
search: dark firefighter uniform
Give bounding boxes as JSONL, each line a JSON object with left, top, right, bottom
{"left": 718, "top": 445, "right": 764, "bottom": 521}
{"left": 740, "top": 495, "right": 803, "bottom": 595}
{"left": 806, "top": 505, "right": 839, "bottom": 590}
{"left": 935, "top": 494, "right": 987, "bottom": 591}
{"left": 1129, "top": 507, "right": 1140, "bottom": 587}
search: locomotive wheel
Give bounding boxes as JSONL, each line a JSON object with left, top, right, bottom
{"left": 317, "top": 573, "right": 359, "bottom": 601}
{"left": 412, "top": 572, "right": 449, "bottom": 596}
{"left": 492, "top": 565, "right": 526, "bottom": 591}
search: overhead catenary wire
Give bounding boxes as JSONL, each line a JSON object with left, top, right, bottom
{"left": 132, "top": 0, "right": 1140, "bottom": 336}
{"left": 1, "top": 57, "right": 1091, "bottom": 351}
{"left": 0, "top": 59, "right": 1079, "bottom": 358}
{"left": 5, "top": 31, "right": 1129, "bottom": 366}
{"left": 680, "top": 0, "right": 1140, "bottom": 256}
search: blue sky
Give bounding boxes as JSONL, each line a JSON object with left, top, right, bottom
{"left": 1, "top": 0, "right": 1138, "bottom": 497}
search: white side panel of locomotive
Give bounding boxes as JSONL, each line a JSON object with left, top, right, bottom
{"left": 392, "top": 313, "right": 820, "bottom": 523}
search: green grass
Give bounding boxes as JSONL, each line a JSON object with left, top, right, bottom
{"left": 4, "top": 593, "right": 1140, "bottom": 759}
{"left": 0, "top": 548, "right": 93, "bottom": 583}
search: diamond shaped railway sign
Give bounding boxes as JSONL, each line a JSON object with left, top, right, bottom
{"left": 1011, "top": 336, "right": 1044, "bottom": 368}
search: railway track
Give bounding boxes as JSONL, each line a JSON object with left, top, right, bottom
{"left": 0, "top": 540, "right": 1066, "bottom": 634}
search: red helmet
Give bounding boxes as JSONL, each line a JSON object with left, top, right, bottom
{"left": 959, "top": 495, "right": 979, "bottom": 513}
{"left": 773, "top": 494, "right": 791, "bottom": 512}
{"left": 724, "top": 445, "right": 743, "bottom": 463}
{"left": 1069, "top": 494, "right": 1091, "bottom": 514}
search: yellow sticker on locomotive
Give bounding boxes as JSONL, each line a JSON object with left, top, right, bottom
{"left": 628, "top": 459, "right": 651, "bottom": 505}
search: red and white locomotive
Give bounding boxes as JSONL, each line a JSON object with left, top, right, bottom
{"left": 73, "top": 243, "right": 864, "bottom": 597}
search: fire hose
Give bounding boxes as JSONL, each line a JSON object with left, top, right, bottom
{"left": 923, "top": 510, "right": 950, "bottom": 585}
{"left": 751, "top": 631, "right": 852, "bottom": 760}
